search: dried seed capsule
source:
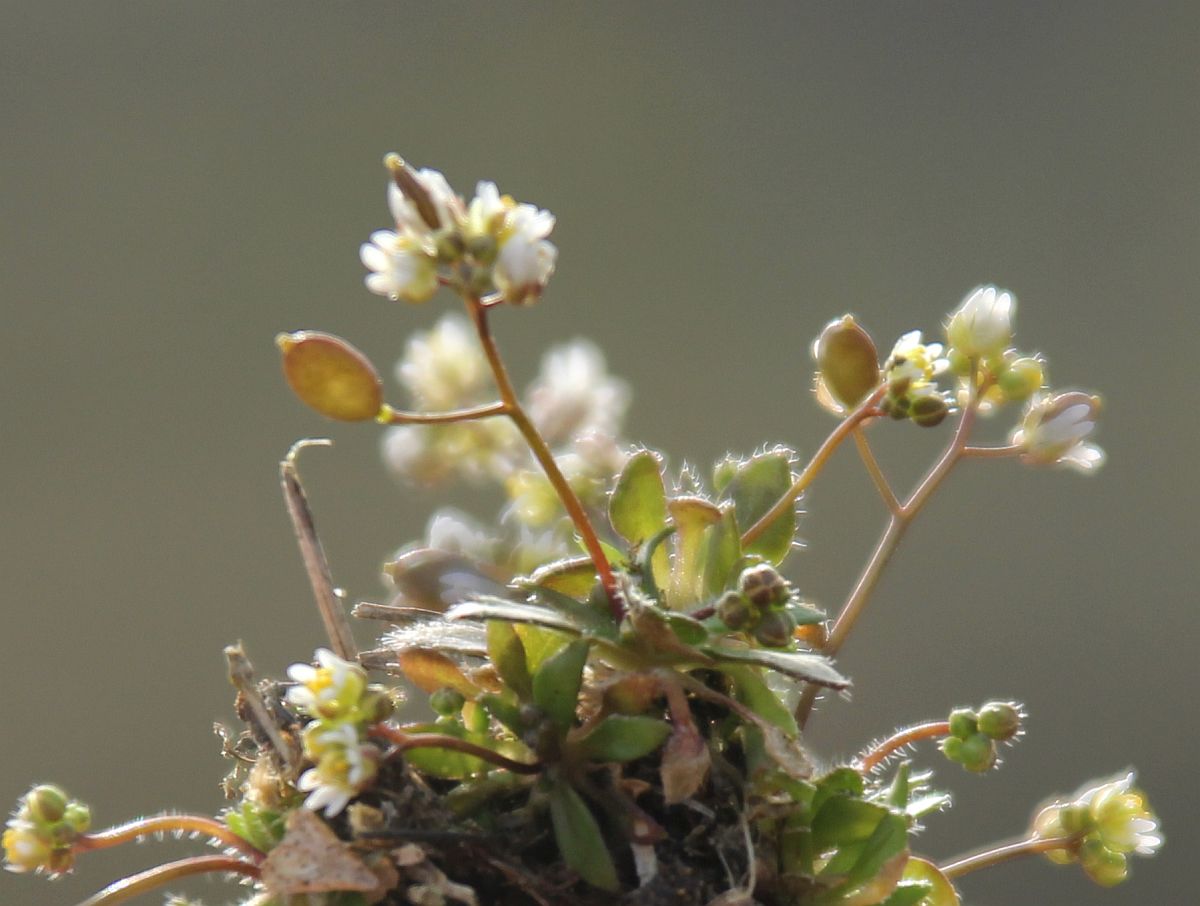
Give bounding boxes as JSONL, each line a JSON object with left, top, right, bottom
{"left": 277, "top": 331, "right": 384, "bottom": 422}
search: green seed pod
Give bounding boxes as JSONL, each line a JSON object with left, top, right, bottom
{"left": 430, "top": 687, "right": 467, "bottom": 717}
{"left": 958, "top": 732, "right": 997, "bottom": 773}
{"left": 977, "top": 701, "right": 1021, "bottom": 741}
{"left": 947, "top": 708, "right": 978, "bottom": 739}
{"left": 738, "top": 563, "right": 789, "bottom": 609}
{"left": 754, "top": 609, "right": 797, "bottom": 648}
{"left": 813, "top": 315, "right": 881, "bottom": 411}
{"left": 62, "top": 802, "right": 91, "bottom": 834}
{"left": 277, "top": 331, "right": 384, "bottom": 422}
{"left": 940, "top": 735, "right": 964, "bottom": 763}
{"left": 716, "top": 590, "right": 755, "bottom": 630}
{"left": 26, "top": 785, "right": 68, "bottom": 824}
{"left": 910, "top": 393, "right": 949, "bottom": 427}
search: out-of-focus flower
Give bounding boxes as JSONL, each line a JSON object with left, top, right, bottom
{"left": 2, "top": 821, "right": 54, "bottom": 874}
{"left": 382, "top": 419, "right": 523, "bottom": 487}
{"left": 360, "top": 230, "right": 439, "bottom": 303}
{"left": 492, "top": 202, "right": 557, "bottom": 306}
{"left": 287, "top": 648, "right": 368, "bottom": 722}
{"left": 885, "top": 330, "right": 947, "bottom": 392}
{"left": 1032, "top": 771, "right": 1161, "bottom": 886}
{"left": 946, "top": 285, "right": 1015, "bottom": 360}
{"left": 296, "top": 723, "right": 380, "bottom": 817}
{"left": 1010, "top": 391, "right": 1104, "bottom": 473}
{"left": 397, "top": 315, "right": 491, "bottom": 411}
{"left": 426, "top": 508, "right": 497, "bottom": 561}
{"left": 526, "top": 341, "right": 629, "bottom": 445}
{"left": 387, "top": 164, "right": 461, "bottom": 234}
{"left": 3, "top": 785, "right": 89, "bottom": 876}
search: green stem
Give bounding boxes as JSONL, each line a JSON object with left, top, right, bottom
{"left": 76, "top": 814, "right": 265, "bottom": 863}
{"left": 378, "top": 400, "right": 509, "bottom": 425}
{"left": 75, "top": 856, "right": 261, "bottom": 906}
{"left": 741, "top": 386, "right": 887, "bottom": 548}
{"left": 940, "top": 833, "right": 1079, "bottom": 879}
{"left": 464, "top": 296, "right": 622, "bottom": 618}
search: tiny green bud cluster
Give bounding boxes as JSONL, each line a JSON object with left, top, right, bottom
{"left": 880, "top": 330, "right": 952, "bottom": 427}
{"left": 286, "top": 648, "right": 392, "bottom": 816}
{"left": 715, "top": 564, "right": 801, "bottom": 647}
{"left": 940, "top": 702, "right": 1023, "bottom": 773}
{"left": 1032, "top": 771, "right": 1162, "bottom": 886}
{"left": 3, "top": 784, "right": 90, "bottom": 875}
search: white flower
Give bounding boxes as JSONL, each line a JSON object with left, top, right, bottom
{"left": 886, "top": 330, "right": 947, "bottom": 387}
{"left": 387, "top": 166, "right": 461, "bottom": 234}
{"left": 465, "top": 180, "right": 510, "bottom": 238}
{"left": 397, "top": 315, "right": 492, "bottom": 411}
{"left": 526, "top": 341, "right": 629, "bottom": 445}
{"left": 1082, "top": 772, "right": 1163, "bottom": 857}
{"left": 2, "top": 821, "right": 51, "bottom": 873}
{"left": 426, "top": 508, "right": 497, "bottom": 561}
{"left": 946, "top": 285, "right": 1015, "bottom": 359}
{"left": 1011, "top": 391, "right": 1104, "bottom": 473}
{"left": 286, "top": 648, "right": 367, "bottom": 720}
{"left": 360, "top": 230, "right": 439, "bottom": 303}
{"left": 493, "top": 202, "right": 557, "bottom": 305}
{"left": 297, "top": 724, "right": 379, "bottom": 817}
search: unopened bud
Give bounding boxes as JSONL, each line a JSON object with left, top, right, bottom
{"left": 277, "top": 331, "right": 384, "bottom": 422}
{"left": 361, "top": 689, "right": 395, "bottom": 723}
{"left": 1080, "top": 839, "right": 1128, "bottom": 887}
{"left": 26, "top": 786, "right": 68, "bottom": 824}
{"left": 62, "top": 802, "right": 91, "bottom": 834}
{"left": 958, "top": 732, "right": 997, "bottom": 773}
{"left": 977, "top": 701, "right": 1022, "bottom": 741}
{"left": 813, "top": 315, "right": 880, "bottom": 411}
{"left": 737, "top": 563, "right": 789, "bottom": 609}
{"left": 947, "top": 708, "right": 978, "bottom": 739}
{"left": 430, "top": 687, "right": 466, "bottom": 717}
{"left": 754, "top": 609, "right": 797, "bottom": 648}
{"left": 998, "top": 356, "right": 1044, "bottom": 402}
{"left": 385, "top": 153, "right": 442, "bottom": 230}
{"left": 910, "top": 392, "right": 949, "bottom": 427}
{"left": 716, "top": 591, "right": 755, "bottom": 630}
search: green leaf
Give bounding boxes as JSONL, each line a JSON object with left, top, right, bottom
{"left": 812, "top": 797, "right": 888, "bottom": 849}
{"left": 703, "top": 506, "right": 742, "bottom": 596}
{"left": 224, "top": 803, "right": 286, "bottom": 853}
{"left": 609, "top": 450, "right": 668, "bottom": 545}
{"left": 840, "top": 812, "right": 909, "bottom": 890}
{"left": 902, "top": 858, "right": 961, "bottom": 906}
{"left": 486, "top": 621, "right": 532, "bottom": 700}
{"left": 532, "top": 638, "right": 590, "bottom": 728}
{"left": 724, "top": 451, "right": 797, "bottom": 565}
{"left": 528, "top": 557, "right": 598, "bottom": 598}
{"left": 704, "top": 645, "right": 849, "bottom": 689}
{"left": 515, "top": 624, "right": 571, "bottom": 673}
{"left": 401, "top": 723, "right": 490, "bottom": 779}
{"left": 529, "top": 586, "right": 618, "bottom": 639}
{"left": 548, "top": 777, "right": 619, "bottom": 891}
{"left": 479, "top": 692, "right": 525, "bottom": 734}
{"left": 576, "top": 715, "right": 671, "bottom": 763}
{"left": 667, "top": 496, "right": 723, "bottom": 607}
{"left": 879, "top": 882, "right": 934, "bottom": 906}
{"left": 721, "top": 664, "right": 798, "bottom": 736}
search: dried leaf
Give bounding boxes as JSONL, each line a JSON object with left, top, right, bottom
{"left": 261, "top": 808, "right": 377, "bottom": 895}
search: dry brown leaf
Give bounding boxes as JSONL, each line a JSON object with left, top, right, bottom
{"left": 261, "top": 808, "right": 378, "bottom": 895}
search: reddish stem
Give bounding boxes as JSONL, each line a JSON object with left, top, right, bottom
{"left": 75, "top": 814, "right": 265, "bottom": 863}
{"left": 371, "top": 723, "right": 542, "bottom": 775}
{"left": 857, "top": 720, "right": 951, "bottom": 772}
{"left": 75, "top": 855, "right": 261, "bottom": 906}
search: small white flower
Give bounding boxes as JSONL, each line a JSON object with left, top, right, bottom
{"left": 493, "top": 203, "right": 557, "bottom": 305}
{"left": 360, "top": 230, "right": 439, "bottom": 303}
{"left": 526, "top": 341, "right": 629, "bottom": 445}
{"left": 465, "top": 180, "right": 510, "bottom": 238}
{"left": 1081, "top": 772, "right": 1163, "bottom": 857}
{"left": 397, "top": 315, "right": 492, "bottom": 411}
{"left": 1011, "top": 391, "right": 1105, "bottom": 473}
{"left": 2, "top": 821, "right": 51, "bottom": 873}
{"left": 297, "top": 727, "right": 379, "bottom": 817}
{"left": 886, "top": 330, "right": 947, "bottom": 386}
{"left": 946, "top": 285, "right": 1015, "bottom": 359}
{"left": 387, "top": 166, "right": 461, "bottom": 234}
{"left": 426, "top": 508, "right": 497, "bottom": 561}
{"left": 286, "top": 648, "right": 367, "bottom": 720}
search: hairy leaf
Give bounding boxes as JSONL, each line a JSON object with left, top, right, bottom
{"left": 724, "top": 451, "right": 796, "bottom": 565}
{"left": 610, "top": 450, "right": 668, "bottom": 546}
{"left": 532, "top": 638, "right": 590, "bottom": 728}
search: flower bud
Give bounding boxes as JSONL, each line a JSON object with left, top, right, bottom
{"left": 430, "top": 687, "right": 467, "bottom": 717}
{"left": 1080, "top": 839, "right": 1128, "bottom": 887}
{"left": 947, "top": 708, "right": 978, "bottom": 739}
{"left": 277, "top": 331, "right": 384, "bottom": 422}
{"left": 997, "top": 355, "right": 1044, "bottom": 402}
{"left": 385, "top": 153, "right": 443, "bottom": 231}
{"left": 977, "top": 701, "right": 1022, "bottom": 741}
{"left": 812, "top": 315, "right": 881, "bottom": 411}
{"left": 25, "top": 785, "right": 68, "bottom": 824}
{"left": 945, "top": 285, "right": 1015, "bottom": 360}
{"left": 737, "top": 563, "right": 789, "bottom": 609}
{"left": 716, "top": 591, "right": 755, "bottom": 630}
{"left": 910, "top": 391, "right": 949, "bottom": 427}
{"left": 754, "top": 609, "right": 797, "bottom": 648}
{"left": 62, "top": 802, "right": 91, "bottom": 834}
{"left": 958, "top": 732, "right": 997, "bottom": 773}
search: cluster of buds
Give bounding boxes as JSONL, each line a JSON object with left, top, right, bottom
{"left": 3, "top": 784, "right": 90, "bottom": 875}
{"left": 939, "top": 701, "right": 1023, "bottom": 773}
{"left": 716, "top": 563, "right": 803, "bottom": 648}
{"left": 1033, "top": 771, "right": 1162, "bottom": 886}
{"left": 881, "top": 329, "right": 953, "bottom": 426}
{"left": 361, "top": 154, "right": 557, "bottom": 306}
{"left": 286, "top": 648, "right": 393, "bottom": 816}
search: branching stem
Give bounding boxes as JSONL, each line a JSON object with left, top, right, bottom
{"left": 464, "top": 296, "right": 622, "bottom": 618}
{"left": 857, "top": 720, "right": 951, "bottom": 772}
{"left": 741, "top": 386, "right": 887, "bottom": 548}
{"left": 853, "top": 425, "right": 901, "bottom": 515}
{"left": 940, "top": 833, "right": 1079, "bottom": 879}
{"left": 75, "top": 856, "right": 261, "bottom": 906}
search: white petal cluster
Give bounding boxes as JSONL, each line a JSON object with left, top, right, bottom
{"left": 286, "top": 647, "right": 367, "bottom": 721}
{"left": 886, "top": 330, "right": 947, "bottom": 388}
{"left": 492, "top": 199, "right": 558, "bottom": 306}
{"left": 946, "top": 285, "right": 1015, "bottom": 360}
{"left": 1011, "top": 391, "right": 1104, "bottom": 473}
{"left": 396, "top": 315, "right": 492, "bottom": 411}
{"left": 360, "top": 230, "right": 440, "bottom": 303}
{"left": 296, "top": 723, "right": 379, "bottom": 817}
{"left": 526, "top": 341, "right": 630, "bottom": 446}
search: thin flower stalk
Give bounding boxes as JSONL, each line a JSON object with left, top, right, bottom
{"left": 74, "top": 814, "right": 266, "bottom": 862}
{"left": 76, "top": 855, "right": 262, "bottom": 906}
{"left": 940, "top": 833, "right": 1080, "bottom": 880}
{"left": 853, "top": 425, "right": 901, "bottom": 515}
{"left": 857, "top": 720, "right": 951, "bottom": 772}
{"left": 378, "top": 400, "right": 509, "bottom": 425}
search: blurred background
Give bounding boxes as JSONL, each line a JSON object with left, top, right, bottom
{"left": 2, "top": 3, "right": 1196, "bottom": 904}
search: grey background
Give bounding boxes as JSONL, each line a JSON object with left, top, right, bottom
{"left": 2, "top": 3, "right": 1195, "bottom": 904}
